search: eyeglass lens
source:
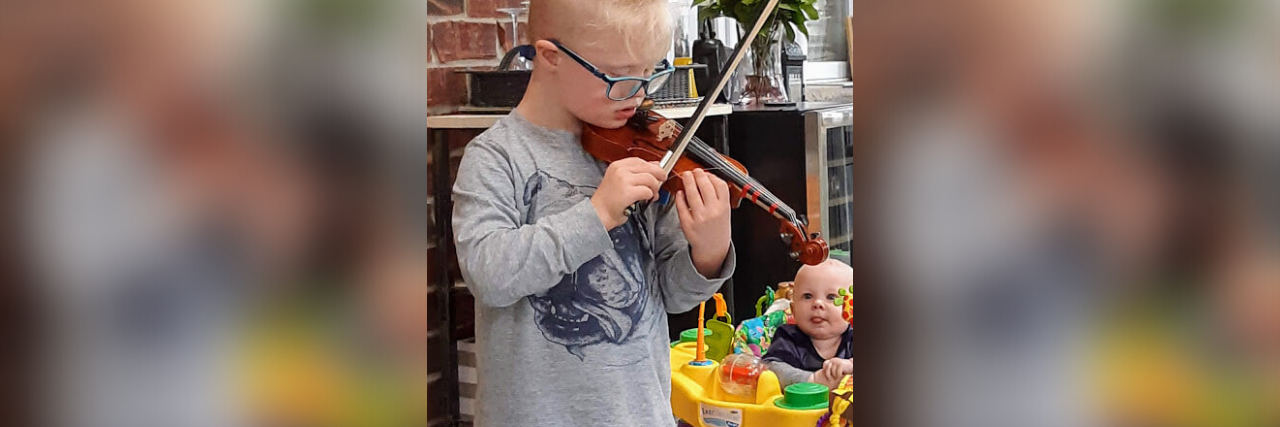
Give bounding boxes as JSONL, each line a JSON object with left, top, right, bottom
{"left": 606, "top": 72, "right": 672, "bottom": 100}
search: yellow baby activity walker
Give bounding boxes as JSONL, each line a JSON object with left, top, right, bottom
{"left": 669, "top": 294, "right": 835, "bottom": 427}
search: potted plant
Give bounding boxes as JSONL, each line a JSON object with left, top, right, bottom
{"left": 694, "top": 0, "right": 820, "bottom": 104}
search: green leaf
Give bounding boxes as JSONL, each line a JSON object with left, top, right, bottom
{"left": 801, "top": 3, "right": 819, "bottom": 20}
{"left": 697, "top": 6, "right": 722, "bottom": 21}
{"left": 783, "top": 20, "right": 796, "bottom": 42}
{"left": 777, "top": 3, "right": 798, "bottom": 11}
{"left": 788, "top": 8, "right": 805, "bottom": 26}
{"left": 733, "top": 2, "right": 755, "bottom": 23}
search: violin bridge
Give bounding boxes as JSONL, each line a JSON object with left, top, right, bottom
{"left": 657, "top": 120, "right": 679, "bottom": 141}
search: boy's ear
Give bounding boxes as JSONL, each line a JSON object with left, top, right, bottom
{"left": 532, "top": 39, "right": 560, "bottom": 69}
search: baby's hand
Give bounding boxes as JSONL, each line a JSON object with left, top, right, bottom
{"left": 812, "top": 359, "right": 852, "bottom": 388}
{"left": 825, "top": 358, "right": 853, "bottom": 377}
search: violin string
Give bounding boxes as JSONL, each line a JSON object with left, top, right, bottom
{"left": 681, "top": 142, "right": 799, "bottom": 222}
{"left": 668, "top": 126, "right": 804, "bottom": 226}
{"left": 690, "top": 142, "right": 795, "bottom": 217}
{"left": 687, "top": 143, "right": 777, "bottom": 202}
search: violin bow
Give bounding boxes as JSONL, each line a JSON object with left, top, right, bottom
{"left": 657, "top": 0, "right": 782, "bottom": 174}
{"left": 624, "top": 0, "right": 781, "bottom": 217}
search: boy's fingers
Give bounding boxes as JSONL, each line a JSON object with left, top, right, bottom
{"left": 640, "top": 161, "right": 666, "bottom": 181}
{"left": 681, "top": 171, "right": 705, "bottom": 213}
{"left": 694, "top": 169, "right": 717, "bottom": 204}
{"left": 633, "top": 173, "right": 662, "bottom": 191}
{"left": 629, "top": 186, "right": 654, "bottom": 203}
{"left": 713, "top": 175, "right": 729, "bottom": 202}
{"left": 675, "top": 191, "right": 692, "bottom": 224}
{"left": 617, "top": 157, "right": 644, "bottom": 170}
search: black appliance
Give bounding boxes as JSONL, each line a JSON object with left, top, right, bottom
{"left": 724, "top": 102, "right": 855, "bottom": 322}
{"left": 691, "top": 20, "right": 730, "bottom": 103}
{"left": 782, "top": 40, "right": 806, "bottom": 103}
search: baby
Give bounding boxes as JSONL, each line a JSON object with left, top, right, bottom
{"left": 762, "top": 258, "right": 856, "bottom": 388}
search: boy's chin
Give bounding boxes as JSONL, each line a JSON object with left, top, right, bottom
{"left": 580, "top": 115, "right": 629, "bottom": 130}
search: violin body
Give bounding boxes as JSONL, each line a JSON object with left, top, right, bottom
{"left": 582, "top": 113, "right": 748, "bottom": 203}
{"left": 582, "top": 109, "right": 829, "bottom": 265}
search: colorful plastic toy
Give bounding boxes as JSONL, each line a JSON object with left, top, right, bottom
{"left": 673, "top": 328, "right": 713, "bottom": 348}
{"left": 818, "top": 375, "right": 855, "bottom": 427}
{"left": 835, "top": 287, "right": 854, "bottom": 324}
{"left": 733, "top": 282, "right": 799, "bottom": 357}
{"left": 670, "top": 296, "right": 829, "bottom": 427}
{"left": 732, "top": 310, "right": 786, "bottom": 357}
{"left": 718, "top": 353, "right": 766, "bottom": 397}
{"left": 705, "top": 294, "right": 734, "bottom": 361}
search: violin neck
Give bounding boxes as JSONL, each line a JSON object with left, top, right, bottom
{"left": 685, "top": 137, "right": 747, "bottom": 186}
{"left": 683, "top": 137, "right": 800, "bottom": 224}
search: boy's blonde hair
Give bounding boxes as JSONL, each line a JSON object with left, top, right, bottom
{"left": 528, "top": 0, "right": 672, "bottom": 63}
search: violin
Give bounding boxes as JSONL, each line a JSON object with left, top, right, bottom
{"left": 581, "top": 105, "right": 829, "bottom": 266}
{"left": 576, "top": 0, "right": 825, "bottom": 265}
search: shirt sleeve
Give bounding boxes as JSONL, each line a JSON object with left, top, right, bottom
{"left": 451, "top": 140, "right": 614, "bottom": 308}
{"left": 762, "top": 327, "right": 815, "bottom": 387}
{"left": 649, "top": 201, "right": 737, "bottom": 314}
{"left": 765, "top": 360, "right": 814, "bottom": 388}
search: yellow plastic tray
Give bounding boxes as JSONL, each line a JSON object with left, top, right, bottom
{"left": 670, "top": 343, "right": 826, "bottom": 427}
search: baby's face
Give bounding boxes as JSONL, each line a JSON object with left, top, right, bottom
{"left": 791, "top": 277, "right": 848, "bottom": 341}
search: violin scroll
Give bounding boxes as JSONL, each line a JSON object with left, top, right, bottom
{"left": 780, "top": 222, "right": 829, "bottom": 266}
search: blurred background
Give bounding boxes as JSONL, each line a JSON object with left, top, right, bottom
{"left": 2, "top": 0, "right": 1278, "bottom": 426}
{"left": 3, "top": 0, "right": 434, "bottom": 426}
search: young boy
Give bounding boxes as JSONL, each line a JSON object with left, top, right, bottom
{"left": 763, "top": 259, "right": 856, "bottom": 388}
{"left": 450, "top": 0, "right": 736, "bottom": 425}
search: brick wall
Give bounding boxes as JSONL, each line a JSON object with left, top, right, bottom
{"left": 427, "top": 0, "right": 529, "bottom": 115}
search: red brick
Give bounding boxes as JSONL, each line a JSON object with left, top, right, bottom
{"left": 449, "top": 129, "right": 483, "bottom": 152}
{"left": 430, "top": 21, "right": 498, "bottom": 62}
{"left": 427, "top": 67, "right": 468, "bottom": 107}
{"left": 466, "top": 0, "right": 525, "bottom": 18}
{"left": 427, "top": 0, "right": 463, "bottom": 16}
{"left": 497, "top": 21, "right": 530, "bottom": 52}
{"left": 426, "top": 129, "right": 482, "bottom": 194}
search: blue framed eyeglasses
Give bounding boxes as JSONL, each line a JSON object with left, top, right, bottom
{"left": 543, "top": 40, "right": 674, "bottom": 101}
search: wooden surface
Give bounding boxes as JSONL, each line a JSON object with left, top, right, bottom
{"left": 846, "top": 16, "right": 855, "bottom": 79}
{"left": 426, "top": 103, "right": 733, "bottom": 129}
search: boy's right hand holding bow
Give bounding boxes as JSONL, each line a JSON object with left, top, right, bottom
{"left": 591, "top": 158, "right": 665, "bottom": 229}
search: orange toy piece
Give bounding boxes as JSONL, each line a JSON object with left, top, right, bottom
{"left": 692, "top": 302, "right": 709, "bottom": 365}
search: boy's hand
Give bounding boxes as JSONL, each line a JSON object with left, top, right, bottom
{"left": 591, "top": 158, "right": 664, "bottom": 230}
{"left": 675, "top": 168, "right": 732, "bottom": 278}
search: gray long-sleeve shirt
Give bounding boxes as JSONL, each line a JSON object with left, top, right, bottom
{"left": 451, "top": 112, "right": 735, "bottom": 427}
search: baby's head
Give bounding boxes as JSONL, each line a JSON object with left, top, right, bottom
{"left": 526, "top": 0, "right": 672, "bottom": 128}
{"left": 791, "top": 258, "right": 855, "bottom": 340}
